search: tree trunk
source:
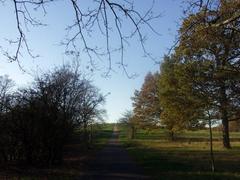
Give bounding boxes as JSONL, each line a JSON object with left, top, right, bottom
{"left": 83, "top": 120, "right": 89, "bottom": 149}
{"left": 90, "top": 124, "right": 93, "bottom": 144}
{"left": 0, "top": 149, "right": 7, "bottom": 162}
{"left": 170, "top": 130, "right": 174, "bottom": 141}
{"left": 222, "top": 111, "right": 231, "bottom": 149}
{"left": 208, "top": 117, "right": 215, "bottom": 172}
{"left": 130, "top": 126, "right": 135, "bottom": 139}
{"left": 220, "top": 85, "right": 231, "bottom": 149}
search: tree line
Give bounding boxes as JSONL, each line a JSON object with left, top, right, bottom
{"left": 120, "top": 0, "right": 240, "bottom": 149}
{"left": 0, "top": 65, "right": 105, "bottom": 166}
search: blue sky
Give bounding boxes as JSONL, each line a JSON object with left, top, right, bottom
{"left": 0, "top": 0, "right": 183, "bottom": 122}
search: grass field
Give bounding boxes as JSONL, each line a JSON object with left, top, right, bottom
{"left": 92, "top": 123, "right": 114, "bottom": 149}
{"left": 119, "top": 125, "right": 240, "bottom": 180}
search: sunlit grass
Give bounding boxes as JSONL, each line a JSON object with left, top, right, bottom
{"left": 119, "top": 125, "right": 240, "bottom": 180}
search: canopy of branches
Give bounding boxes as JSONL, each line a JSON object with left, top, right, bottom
{"left": 0, "top": 65, "right": 105, "bottom": 165}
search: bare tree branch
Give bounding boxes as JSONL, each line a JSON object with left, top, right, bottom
{"left": 0, "top": 0, "right": 161, "bottom": 77}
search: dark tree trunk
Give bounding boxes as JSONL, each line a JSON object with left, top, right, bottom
{"left": 90, "top": 124, "right": 93, "bottom": 144}
{"left": 130, "top": 126, "right": 135, "bottom": 139}
{"left": 83, "top": 119, "right": 89, "bottom": 149}
{"left": 220, "top": 85, "right": 231, "bottom": 149}
{"left": 221, "top": 110, "right": 231, "bottom": 149}
{"left": 0, "top": 149, "right": 7, "bottom": 162}
{"left": 170, "top": 131, "right": 174, "bottom": 141}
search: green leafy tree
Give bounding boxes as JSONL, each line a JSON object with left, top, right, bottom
{"left": 132, "top": 72, "right": 161, "bottom": 131}
{"left": 176, "top": 0, "right": 240, "bottom": 148}
{"left": 159, "top": 55, "right": 218, "bottom": 170}
{"left": 158, "top": 56, "right": 205, "bottom": 140}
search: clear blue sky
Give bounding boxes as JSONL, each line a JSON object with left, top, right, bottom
{"left": 0, "top": 0, "right": 183, "bottom": 122}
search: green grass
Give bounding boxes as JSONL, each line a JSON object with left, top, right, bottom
{"left": 93, "top": 123, "right": 114, "bottom": 149}
{"left": 119, "top": 125, "right": 240, "bottom": 180}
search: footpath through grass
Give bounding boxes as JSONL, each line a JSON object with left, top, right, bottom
{"left": 119, "top": 125, "right": 240, "bottom": 180}
{"left": 93, "top": 123, "right": 115, "bottom": 149}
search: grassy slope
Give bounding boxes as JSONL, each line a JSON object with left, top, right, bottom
{"left": 92, "top": 123, "right": 114, "bottom": 149}
{"left": 119, "top": 125, "right": 240, "bottom": 180}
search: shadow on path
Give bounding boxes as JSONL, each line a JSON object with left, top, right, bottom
{"left": 78, "top": 127, "right": 149, "bottom": 180}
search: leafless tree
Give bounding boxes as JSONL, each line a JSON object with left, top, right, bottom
{"left": 0, "top": 64, "right": 105, "bottom": 166}
{"left": 0, "top": 75, "right": 14, "bottom": 163}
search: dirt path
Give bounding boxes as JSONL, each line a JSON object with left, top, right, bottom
{"left": 79, "top": 126, "right": 149, "bottom": 179}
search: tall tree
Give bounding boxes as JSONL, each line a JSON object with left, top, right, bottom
{"left": 158, "top": 56, "right": 205, "bottom": 139}
{"left": 132, "top": 72, "right": 161, "bottom": 130}
{"left": 176, "top": 0, "right": 240, "bottom": 148}
{"left": 158, "top": 55, "right": 219, "bottom": 170}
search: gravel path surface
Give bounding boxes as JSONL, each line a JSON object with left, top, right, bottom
{"left": 79, "top": 127, "right": 149, "bottom": 180}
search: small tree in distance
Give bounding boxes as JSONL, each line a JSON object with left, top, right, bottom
{"left": 119, "top": 110, "right": 137, "bottom": 139}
